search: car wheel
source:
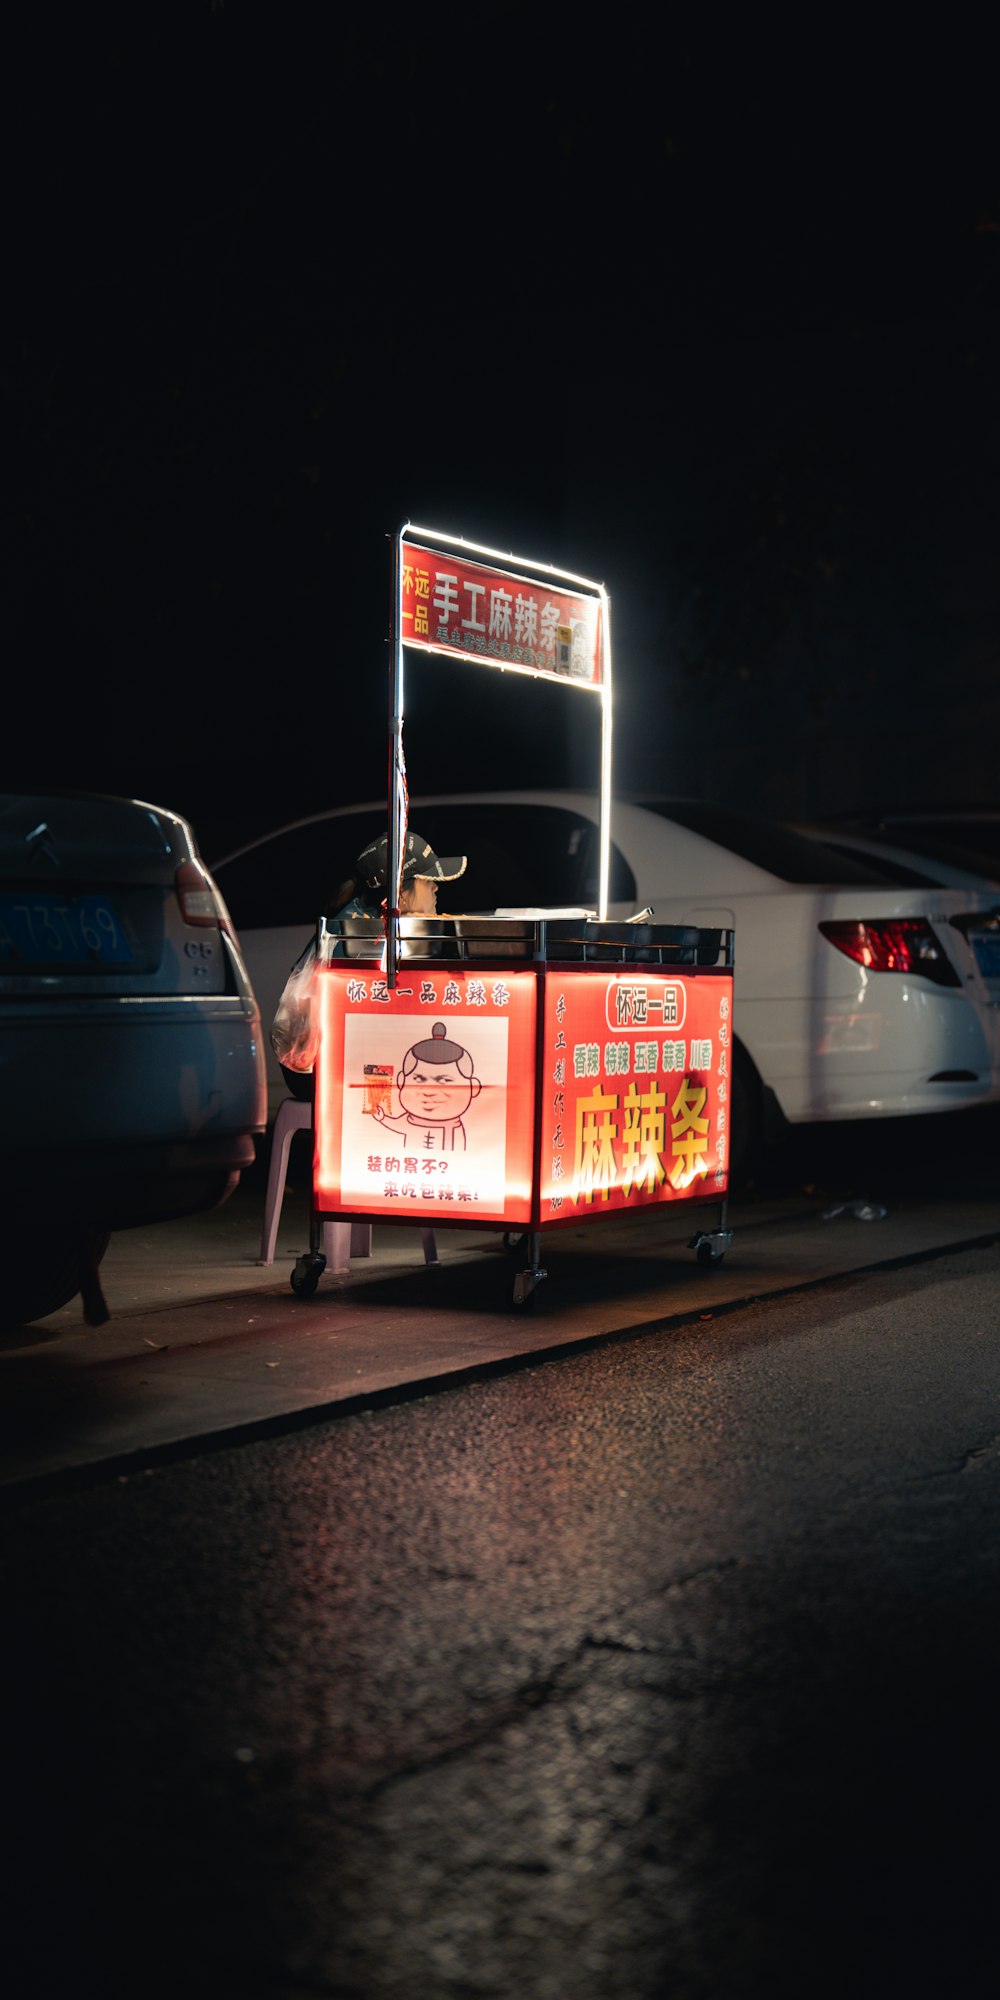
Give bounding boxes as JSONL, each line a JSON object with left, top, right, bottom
{"left": 728, "top": 1043, "right": 763, "bottom": 1189}
{"left": 0, "top": 1227, "right": 110, "bottom": 1332}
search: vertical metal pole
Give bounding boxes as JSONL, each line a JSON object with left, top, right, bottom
{"left": 387, "top": 526, "right": 406, "bottom": 989}
{"left": 597, "top": 585, "right": 613, "bottom": 921}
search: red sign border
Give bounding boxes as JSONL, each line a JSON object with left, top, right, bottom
{"left": 311, "top": 958, "right": 732, "bottom": 1237}
{"left": 532, "top": 964, "right": 733, "bottom": 1229}
{"left": 313, "top": 960, "right": 540, "bottom": 1229}
{"left": 399, "top": 535, "right": 606, "bottom": 689}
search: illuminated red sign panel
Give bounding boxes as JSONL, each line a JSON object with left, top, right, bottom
{"left": 537, "top": 970, "right": 733, "bottom": 1225}
{"left": 315, "top": 961, "right": 731, "bottom": 1232}
{"left": 314, "top": 963, "right": 538, "bottom": 1226}
{"left": 401, "top": 540, "right": 604, "bottom": 686}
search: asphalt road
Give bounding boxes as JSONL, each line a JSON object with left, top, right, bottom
{"left": 3, "top": 1229, "right": 1000, "bottom": 1999}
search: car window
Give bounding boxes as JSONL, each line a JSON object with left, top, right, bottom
{"left": 412, "top": 803, "right": 636, "bottom": 910}
{"left": 889, "top": 819, "right": 1000, "bottom": 861}
{"left": 877, "top": 825, "right": 1000, "bottom": 878}
{"left": 815, "top": 842, "right": 944, "bottom": 888}
{"left": 214, "top": 801, "right": 638, "bottom": 928}
{"left": 577, "top": 824, "right": 637, "bottom": 905}
{"left": 637, "top": 800, "right": 898, "bottom": 886}
{"left": 213, "top": 812, "right": 387, "bottom": 929}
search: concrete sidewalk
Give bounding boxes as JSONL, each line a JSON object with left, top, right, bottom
{"left": 3, "top": 1145, "right": 999, "bottom": 1496}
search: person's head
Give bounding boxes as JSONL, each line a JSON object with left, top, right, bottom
{"left": 354, "top": 830, "right": 467, "bottom": 915}
{"left": 400, "top": 876, "right": 438, "bottom": 916}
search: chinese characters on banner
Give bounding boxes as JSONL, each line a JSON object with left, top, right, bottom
{"left": 401, "top": 540, "right": 604, "bottom": 686}
{"left": 314, "top": 964, "right": 538, "bottom": 1226}
{"left": 538, "top": 971, "right": 733, "bottom": 1225}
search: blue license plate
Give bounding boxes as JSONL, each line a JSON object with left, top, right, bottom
{"left": 0, "top": 892, "right": 135, "bottom": 967}
{"left": 972, "top": 933, "right": 1000, "bottom": 978}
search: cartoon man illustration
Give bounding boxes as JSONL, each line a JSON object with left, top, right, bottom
{"left": 367, "top": 1020, "right": 481, "bottom": 1152}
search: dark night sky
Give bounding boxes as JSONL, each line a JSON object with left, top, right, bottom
{"left": 3, "top": 8, "right": 999, "bottom": 860}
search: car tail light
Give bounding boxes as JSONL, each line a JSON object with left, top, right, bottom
{"left": 818, "top": 919, "right": 961, "bottom": 986}
{"left": 175, "top": 858, "right": 233, "bottom": 933}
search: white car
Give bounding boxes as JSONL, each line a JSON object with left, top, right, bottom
{"left": 1, "top": 790, "right": 267, "bottom": 1327}
{"left": 794, "top": 817, "right": 1000, "bottom": 892}
{"left": 210, "top": 792, "right": 1000, "bottom": 1178}
{"left": 788, "top": 820, "right": 1000, "bottom": 894}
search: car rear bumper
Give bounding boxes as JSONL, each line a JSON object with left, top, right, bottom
{"left": 739, "top": 985, "right": 1000, "bottom": 1124}
{"left": 0, "top": 995, "right": 267, "bottom": 1224}
{"left": 0, "top": 1133, "right": 260, "bottom": 1229}
{"left": 777, "top": 1070, "right": 1000, "bottom": 1124}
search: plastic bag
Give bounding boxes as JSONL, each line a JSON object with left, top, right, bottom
{"left": 270, "top": 940, "right": 321, "bottom": 1074}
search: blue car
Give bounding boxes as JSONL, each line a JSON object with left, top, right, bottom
{"left": 0, "top": 790, "right": 267, "bottom": 1328}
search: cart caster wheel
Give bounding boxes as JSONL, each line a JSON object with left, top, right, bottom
{"left": 697, "top": 1243, "right": 724, "bottom": 1268}
{"left": 291, "top": 1251, "right": 326, "bottom": 1298}
{"left": 689, "top": 1228, "right": 732, "bottom": 1269}
{"left": 503, "top": 1231, "right": 525, "bottom": 1257}
{"left": 512, "top": 1266, "right": 547, "bottom": 1308}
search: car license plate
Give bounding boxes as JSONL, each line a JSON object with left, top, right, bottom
{"left": 0, "top": 892, "right": 135, "bottom": 967}
{"left": 972, "top": 932, "right": 1000, "bottom": 978}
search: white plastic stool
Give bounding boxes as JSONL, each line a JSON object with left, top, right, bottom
{"left": 258, "top": 1097, "right": 437, "bottom": 1272}
{"left": 258, "top": 1098, "right": 372, "bottom": 1270}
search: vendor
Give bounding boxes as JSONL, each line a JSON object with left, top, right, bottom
{"left": 269, "top": 829, "right": 467, "bottom": 1101}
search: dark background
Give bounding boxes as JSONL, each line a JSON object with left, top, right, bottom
{"left": 3, "top": 8, "right": 998, "bottom": 862}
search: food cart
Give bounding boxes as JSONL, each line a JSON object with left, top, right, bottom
{"left": 298, "top": 523, "right": 735, "bottom": 1305}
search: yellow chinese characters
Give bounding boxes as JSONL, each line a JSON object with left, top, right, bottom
{"left": 569, "top": 1075, "right": 710, "bottom": 1202}
{"left": 668, "top": 1077, "right": 710, "bottom": 1189}
{"left": 620, "top": 1079, "right": 667, "bottom": 1195}
{"left": 572, "top": 1083, "right": 619, "bottom": 1202}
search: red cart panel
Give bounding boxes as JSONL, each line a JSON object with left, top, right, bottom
{"left": 313, "top": 950, "right": 733, "bottom": 1231}
{"left": 537, "top": 966, "right": 733, "bottom": 1227}
{"left": 314, "top": 961, "right": 539, "bottom": 1226}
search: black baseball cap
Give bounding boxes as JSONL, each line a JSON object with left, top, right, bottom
{"left": 355, "top": 830, "right": 467, "bottom": 897}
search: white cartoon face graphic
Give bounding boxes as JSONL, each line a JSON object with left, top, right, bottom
{"left": 398, "top": 1055, "right": 480, "bottom": 1124}
{"left": 395, "top": 1023, "right": 482, "bottom": 1127}
{"left": 338, "top": 1010, "right": 509, "bottom": 1207}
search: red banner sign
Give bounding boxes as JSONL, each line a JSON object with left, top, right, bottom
{"left": 400, "top": 539, "right": 604, "bottom": 686}
{"left": 314, "top": 962, "right": 538, "bottom": 1226}
{"left": 537, "top": 969, "right": 733, "bottom": 1225}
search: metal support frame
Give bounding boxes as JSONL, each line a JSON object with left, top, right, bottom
{"left": 386, "top": 520, "right": 612, "bottom": 988}
{"left": 320, "top": 525, "right": 739, "bottom": 1301}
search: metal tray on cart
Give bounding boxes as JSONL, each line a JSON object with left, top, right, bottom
{"left": 333, "top": 913, "right": 729, "bottom": 967}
